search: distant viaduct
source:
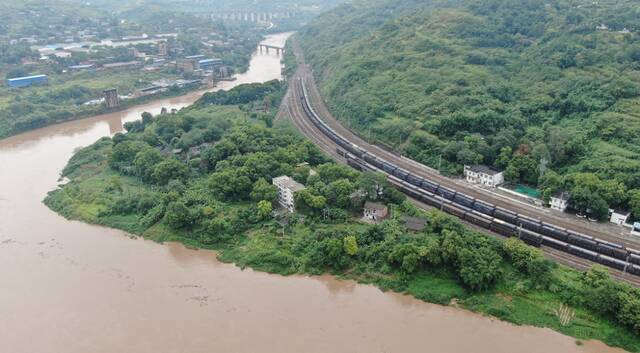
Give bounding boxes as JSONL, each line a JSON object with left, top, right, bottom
{"left": 197, "top": 12, "right": 298, "bottom": 22}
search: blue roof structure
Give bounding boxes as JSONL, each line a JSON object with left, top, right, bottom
{"left": 7, "top": 74, "right": 48, "bottom": 88}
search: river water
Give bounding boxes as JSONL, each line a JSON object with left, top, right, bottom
{"left": 0, "top": 32, "right": 627, "bottom": 353}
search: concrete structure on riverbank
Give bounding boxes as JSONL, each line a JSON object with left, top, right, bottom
{"left": 104, "top": 89, "right": 120, "bottom": 109}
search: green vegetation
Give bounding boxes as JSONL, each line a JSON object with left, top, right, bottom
{"left": 298, "top": 0, "right": 640, "bottom": 219}
{"left": 45, "top": 81, "right": 640, "bottom": 352}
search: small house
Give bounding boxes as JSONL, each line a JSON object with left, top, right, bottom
{"left": 464, "top": 165, "right": 504, "bottom": 188}
{"left": 364, "top": 201, "right": 388, "bottom": 221}
{"left": 610, "top": 209, "right": 631, "bottom": 226}
{"left": 550, "top": 191, "right": 570, "bottom": 212}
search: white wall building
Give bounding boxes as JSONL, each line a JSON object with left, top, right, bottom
{"left": 550, "top": 191, "right": 570, "bottom": 212}
{"left": 272, "top": 176, "right": 306, "bottom": 213}
{"left": 464, "top": 165, "right": 504, "bottom": 188}
{"left": 610, "top": 209, "right": 631, "bottom": 226}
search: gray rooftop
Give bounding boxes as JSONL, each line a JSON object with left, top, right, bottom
{"left": 466, "top": 165, "right": 502, "bottom": 176}
{"left": 273, "top": 176, "right": 306, "bottom": 192}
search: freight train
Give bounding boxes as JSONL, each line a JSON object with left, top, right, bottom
{"left": 298, "top": 78, "right": 640, "bottom": 276}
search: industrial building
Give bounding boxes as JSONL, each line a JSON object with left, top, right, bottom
{"left": 7, "top": 74, "right": 48, "bottom": 88}
{"left": 198, "top": 58, "right": 223, "bottom": 71}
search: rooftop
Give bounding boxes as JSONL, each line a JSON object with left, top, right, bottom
{"left": 7, "top": 74, "right": 47, "bottom": 82}
{"left": 611, "top": 209, "right": 631, "bottom": 216}
{"left": 364, "top": 201, "right": 387, "bottom": 211}
{"left": 273, "top": 176, "right": 306, "bottom": 192}
{"left": 552, "top": 191, "right": 570, "bottom": 200}
{"left": 465, "top": 165, "right": 502, "bottom": 176}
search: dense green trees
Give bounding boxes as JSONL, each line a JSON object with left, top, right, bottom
{"left": 46, "top": 85, "right": 640, "bottom": 348}
{"left": 300, "top": 0, "right": 640, "bottom": 217}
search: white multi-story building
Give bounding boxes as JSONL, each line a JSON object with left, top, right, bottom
{"left": 463, "top": 165, "right": 504, "bottom": 188}
{"left": 550, "top": 191, "right": 570, "bottom": 212}
{"left": 610, "top": 209, "right": 631, "bottom": 226}
{"left": 272, "top": 176, "right": 306, "bottom": 213}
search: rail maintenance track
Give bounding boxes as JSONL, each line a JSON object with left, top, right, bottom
{"left": 285, "top": 72, "right": 640, "bottom": 284}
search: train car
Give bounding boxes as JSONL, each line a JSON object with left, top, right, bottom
{"left": 597, "top": 255, "right": 627, "bottom": 271}
{"left": 567, "top": 245, "right": 599, "bottom": 262}
{"left": 398, "top": 180, "right": 423, "bottom": 200}
{"left": 517, "top": 216, "right": 542, "bottom": 233}
{"left": 629, "top": 253, "right": 640, "bottom": 266}
{"left": 381, "top": 161, "right": 397, "bottom": 174}
{"left": 540, "top": 224, "right": 569, "bottom": 242}
{"left": 494, "top": 207, "right": 518, "bottom": 224}
{"left": 627, "top": 264, "right": 640, "bottom": 276}
{"left": 597, "top": 243, "right": 628, "bottom": 261}
{"left": 490, "top": 219, "right": 517, "bottom": 237}
{"left": 472, "top": 200, "right": 495, "bottom": 215}
{"left": 519, "top": 229, "right": 543, "bottom": 247}
{"left": 346, "top": 158, "right": 365, "bottom": 171}
{"left": 418, "top": 190, "right": 441, "bottom": 208}
{"left": 348, "top": 145, "right": 366, "bottom": 159}
{"left": 394, "top": 168, "right": 409, "bottom": 181}
{"left": 406, "top": 174, "right": 423, "bottom": 187}
{"left": 464, "top": 211, "right": 493, "bottom": 229}
{"left": 442, "top": 202, "right": 468, "bottom": 219}
{"left": 567, "top": 232, "right": 598, "bottom": 252}
{"left": 438, "top": 187, "right": 456, "bottom": 200}
{"left": 541, "top": 236, "right": 568, "bottom": 251}
{"left": 363, "top": 153, "right": 383, "bottom": 169}
{"left": 453, "top": 193, "right": 474, "bottom": 208}
{"left": 421, "top": 180, "right": 439, "bottom": 193}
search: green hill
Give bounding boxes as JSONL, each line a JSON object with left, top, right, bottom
{"left": 298, "top": 0, "right": 640, "bottom": 218}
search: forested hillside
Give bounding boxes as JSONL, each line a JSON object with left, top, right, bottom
{"left": 299, "top": 0, "right": 640, "bottom": 219}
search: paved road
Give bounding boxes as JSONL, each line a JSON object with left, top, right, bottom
{"left": 281, "top": 40, "right": 640, "bottom": 285}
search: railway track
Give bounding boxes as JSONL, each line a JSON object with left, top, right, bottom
{"left": 298, "top": 66, "right": 640, "bottom": 250}
{"left": 283, "top": 64, "right": 640, "bottom": 284}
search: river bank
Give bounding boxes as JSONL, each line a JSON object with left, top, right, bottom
{"left": 0, "top": 32, "right": 631, "bottom": 353}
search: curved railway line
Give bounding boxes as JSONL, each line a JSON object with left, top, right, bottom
{"left": 283, "top": 59, "right": 640, "bottom": 285}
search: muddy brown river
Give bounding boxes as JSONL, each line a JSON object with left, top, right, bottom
{"left": 0, "top": 32, "right": 628, "bottom": 353}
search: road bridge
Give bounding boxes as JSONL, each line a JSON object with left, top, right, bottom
{"left": 201, "top": 11, "right": 296, "bottom": 22}
{"left": 258, "top": 44, "right": 285, "bottom": 55}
